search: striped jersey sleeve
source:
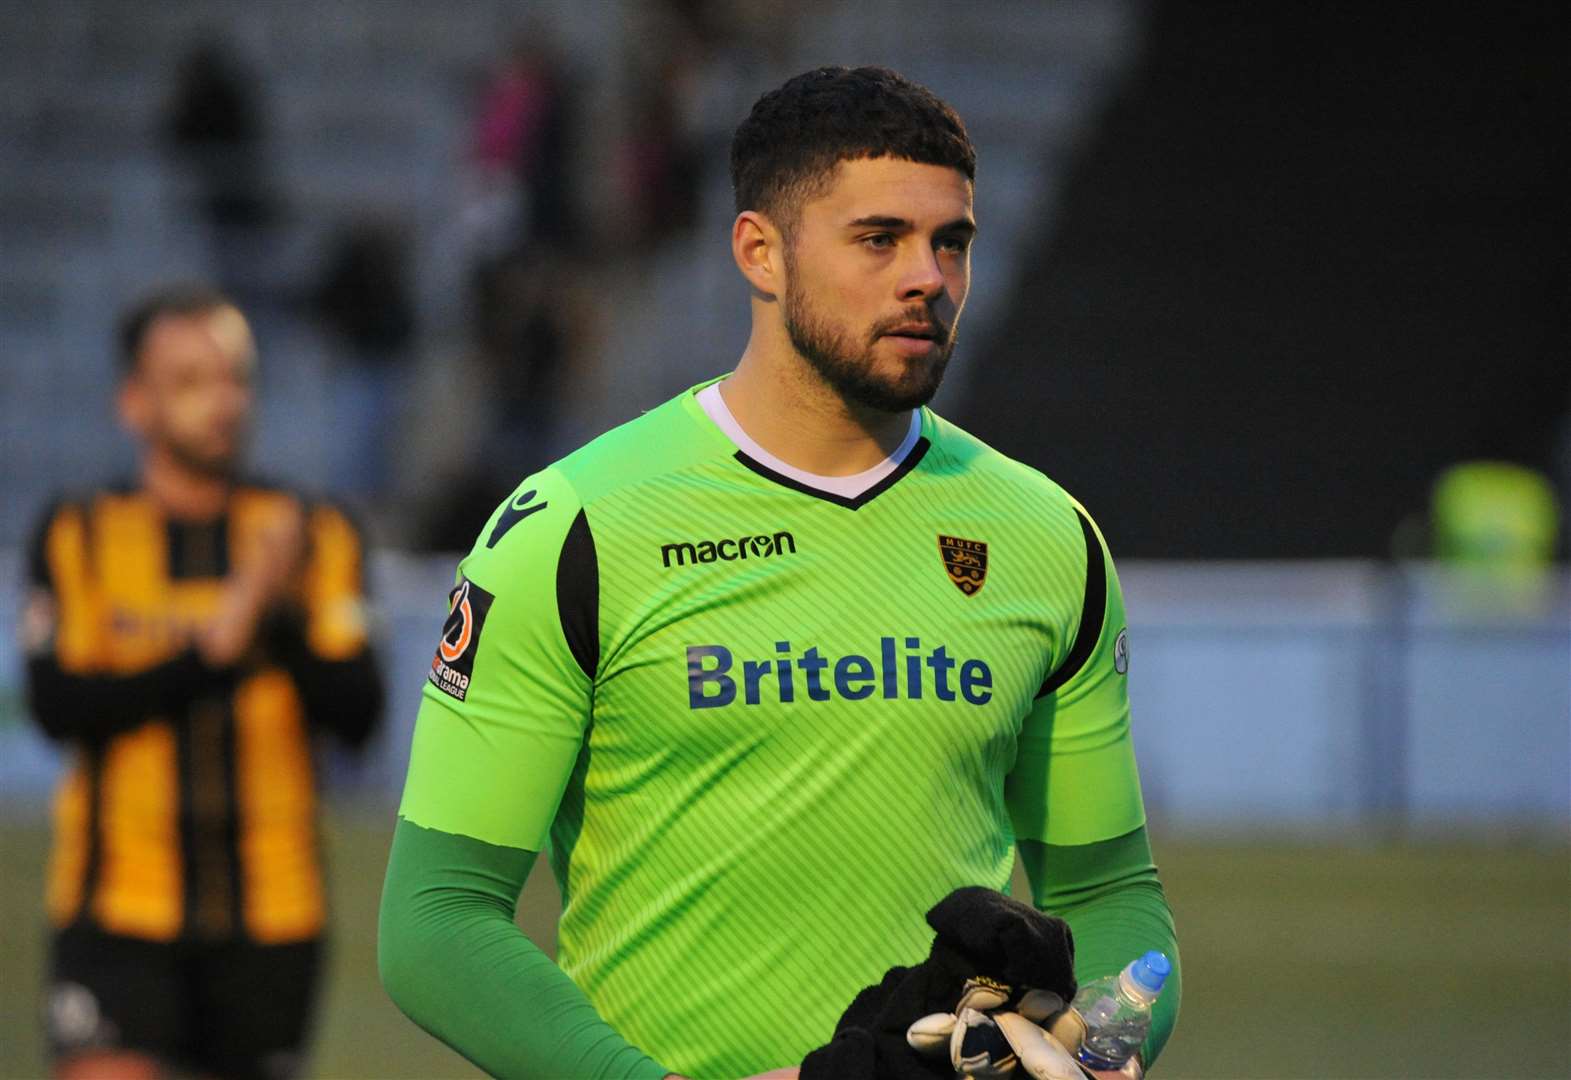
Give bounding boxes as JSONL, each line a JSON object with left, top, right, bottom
{"left": 1006, "top": 501, "right": 1145, "bottom": 845}
{"left": 399, "top": 469, "right": 597, "bottom": 852}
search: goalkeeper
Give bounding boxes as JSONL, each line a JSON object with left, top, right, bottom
{"left": 379, "top": 65, "right": 1179, "bottom": 1079}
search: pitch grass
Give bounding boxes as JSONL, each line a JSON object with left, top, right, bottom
{"left": 2, "top": 807, "right": 1566, "bottom": 1079}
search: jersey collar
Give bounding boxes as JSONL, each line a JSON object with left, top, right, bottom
{"left": 691, "top": 381, "right": 930, "bottom": 510}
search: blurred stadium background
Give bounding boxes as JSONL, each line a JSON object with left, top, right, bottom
{"left": 1, "top": 2, "right": 1566, "bottom": 1078}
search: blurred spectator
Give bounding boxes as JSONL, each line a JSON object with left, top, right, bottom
{"left": 312, "top": 218, "right": 417, "bottom": 499}
{"left": 1433, "top": 461, "right": 1560, "bottom": 567}
{"left": 1428, "top": 460, "right": 1560, "bottom": 614}
{"left": 1558, "top": 410, "right": 1571, "bottom": 549}
{"left": 24, "top": 286, "right": 383, "bottom": 1079}
{"left": 414, "top": 252, "right": 582, "bottom": 552}
{"left": 619, "top": 59, "right": 706, "bottom": 250}
{"left": 163, "top": 40, "right": 279, "bottom": 290}
{"left": 474, "top": 252, "right": 566, "bottom": 437}
{"left": 466, "top": 29, "right": 580, "bottom": 252}
{"left": 616, "top": 5, "right": 710, "bottom": 251}
{"left": 410, "top": 28, "right": 598, "bottom": 549}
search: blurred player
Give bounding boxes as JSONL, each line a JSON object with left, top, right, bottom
{"left": 380, "top": 67, "right": 1179, "bottom": 1078}
{"left": 23, "top": 286, "right": 385, "bottom": 1080}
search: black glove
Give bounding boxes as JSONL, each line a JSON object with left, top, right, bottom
{"left": 800, "top": 887, "right": 1077, "bottom": 1080}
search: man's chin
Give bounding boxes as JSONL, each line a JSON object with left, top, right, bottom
{"left": 846, "top": 368, "right": 946, "bottom": 413}
{"left": 787, "top": 309, "right": 952, "bottom": 414}
{"left": 878, "top": 386, "right": 942, "bottom": 412}
{"left": 171, "top": 445, "right": 241, "bottom": 480}
{"left": 869, "top": 354, "right": 950, "bottom": 410}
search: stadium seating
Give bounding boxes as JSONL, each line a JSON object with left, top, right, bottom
{"left": 0, "top": 0, "right": 1144, "bottom": 546}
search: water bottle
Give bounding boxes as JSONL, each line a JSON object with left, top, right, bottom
{"left": 1070, "top": 950, "right": 1171, "bottom": 1071}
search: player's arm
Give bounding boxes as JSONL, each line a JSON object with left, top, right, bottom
{"left": 1006, "top": 503, "right": 1181, "bottom": 1070}
{"left": 21, "top": 498, "right": 225, "bottom": 743}
{"left": 379, "top": 823, "right": 790, "bottom": 1080}
{"left": 265, "top": 501, "right": 385, "bottom": 749}
{"left": 380, "top": 820, "right": 672, "bottom": 1078}
{"left": 377, "top": 475, "right": 668, "bottom": 1079}
{"left": 1018, "top": 831, "right": 1178, "bottom": 1074}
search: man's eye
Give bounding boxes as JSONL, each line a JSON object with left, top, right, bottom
{"left": 863, "top": 233, "right": 895, "bottom": 250}
{"left": 937, "top": 236, "right": 970, "bottom": 255}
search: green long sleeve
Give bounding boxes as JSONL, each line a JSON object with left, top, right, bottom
{"left": 377, "top": 817, "right": 670, "bottom": 1080}
{"left": 1019, "top": 826, "right": 1181, "bottom": 1069}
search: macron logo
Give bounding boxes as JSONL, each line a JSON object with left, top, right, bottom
{"left": 661, "top": 530, "right": 797, "bottom": 568}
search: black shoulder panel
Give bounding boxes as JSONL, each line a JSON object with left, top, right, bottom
{"left": 555, "top": 509, "right": 600, "bottom": 680}
{"left": 1035, "top": 508, "right": 1107, "bottom": 699}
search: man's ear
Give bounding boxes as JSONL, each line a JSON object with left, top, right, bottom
{"left": 732, "top": 210, "right": 786, "bottom": 300}
{"left": 117, "top": 375, "right": 149, "bottom": 439}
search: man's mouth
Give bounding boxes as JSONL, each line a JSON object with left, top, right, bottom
{"left": 881, "top": 324, "right": 943, "bottom": 341}
{"left": 879, "top": 325, "right": 946, "bottom": 359}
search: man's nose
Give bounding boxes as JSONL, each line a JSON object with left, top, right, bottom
{"left": 897, "top": 245, "right": 946, "bottom": 303}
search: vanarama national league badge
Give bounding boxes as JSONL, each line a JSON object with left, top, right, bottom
{"left": 938, "top": 535, "right": 988, "bottom": 596}
{"left": 429, "top": 577, "right": 496, "bottom": 701}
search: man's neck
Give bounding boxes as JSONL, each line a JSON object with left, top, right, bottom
{"left": 142, "top": 447, "right": 232, "bottom": 521}
{"left": 722, "top": 334, "right": 915, "bottom": 478}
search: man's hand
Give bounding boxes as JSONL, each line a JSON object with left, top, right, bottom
{"left": 197, "top": 505, "right": 306, "bottom": 667}
{"left": 909, "top": 1008, "right": 1090, "bottom": 1080}
{"left": 908, "top": 979, "right": 1098, "bottom": 1079}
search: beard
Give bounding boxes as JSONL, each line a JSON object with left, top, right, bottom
{"left": 160, "top": 425, "right": 243, "bottom": 480}
{"left": 782, "top": 280, "right": 957, "bottom": 414}
{"left": 170, "top": 442, "right": 240, "bottom": 480}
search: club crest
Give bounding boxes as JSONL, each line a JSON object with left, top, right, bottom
{"left": 938, "top": 535, "right": 988, "bottom": 596}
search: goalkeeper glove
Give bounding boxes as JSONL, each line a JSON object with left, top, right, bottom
{"left": 906, "top": 977, "right": 1092, "bottom": 1080}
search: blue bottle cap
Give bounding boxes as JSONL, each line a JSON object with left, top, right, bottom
{"left": 1128, "top": 951, "right": 1171, "bottom": 994}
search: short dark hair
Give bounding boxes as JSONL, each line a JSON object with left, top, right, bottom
{"left": 730, "top": 66, "right": 975, "bottom": 231}
{"left": 116, "top": 283, "right": 236, "bottom": 374}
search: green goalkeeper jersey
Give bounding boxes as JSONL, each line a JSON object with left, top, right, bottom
{"left": 399, "top": 378, "right": 1148, "bottom": 1077}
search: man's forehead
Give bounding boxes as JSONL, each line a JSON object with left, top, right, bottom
{"left": 205, "top": 304, "right": 254, "bottom": 358}
{"left": 809, "top": 156, "right": 974, "bottom": 222}
{"left": 141, "top": 307, "right": 255, "bottom": 372}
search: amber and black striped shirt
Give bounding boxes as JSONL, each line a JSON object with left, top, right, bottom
{"left": 23, "top": 480, "right": 383, "bottom": 944}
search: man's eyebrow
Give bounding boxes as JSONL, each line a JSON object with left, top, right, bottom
{"left": 847, "top": 215, "right": 912, "bottom": 230}
{"left": 846, "top": 215, "right": 978, "bottom": 235}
